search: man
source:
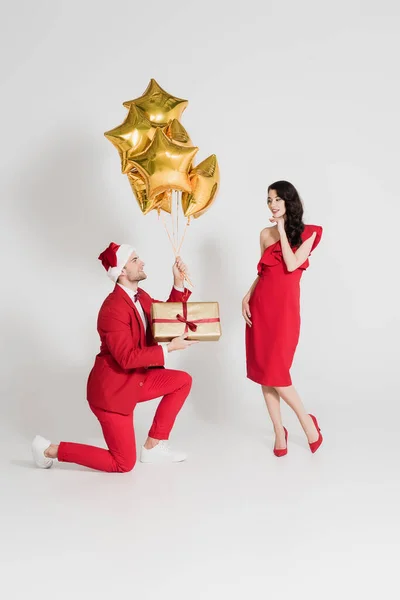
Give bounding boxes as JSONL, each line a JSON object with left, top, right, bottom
{"left": 32, "top": 242, "right": 197, "bottom": 472}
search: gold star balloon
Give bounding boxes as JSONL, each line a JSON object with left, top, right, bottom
{"left": 154, "top": 189, "right": 173, "bottom": 214}
{"left": 181, "top": 154, "right": 220, "bottom": 219}
{"left": 123, "top": 79, "right": 188, "bottom": 126}
{"left": 127, "top": 128, "right": 198, "bottom": 199}
{"left": 127, "top": 169, "right": 172, "bottom": 215}
{"left": 163, "top": 119, "right": 193, "bottom": 146}
{"left": 104, "top": 105, "right": 155, "bottom": 173}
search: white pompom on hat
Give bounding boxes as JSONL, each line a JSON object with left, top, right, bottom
{"left": 98, "top": 242, "right": 136, "bottom": 283}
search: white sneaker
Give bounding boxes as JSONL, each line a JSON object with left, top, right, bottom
{"left": 32, "top": 435, "right": 53, "bottom": 469}
{"left": 140, "top": 440, "right": 187, "bottom": 464}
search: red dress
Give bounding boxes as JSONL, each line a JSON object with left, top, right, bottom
{"left": 246, "top": 224, "right": 323, "bottom": 387}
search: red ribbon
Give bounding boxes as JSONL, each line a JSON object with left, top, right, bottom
{"left": 153, "top": 302, "right": 220, "bottom": 334}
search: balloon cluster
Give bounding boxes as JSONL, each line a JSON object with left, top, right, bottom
{"left": 104, "top": 79, "right": 219, "bottom": 220}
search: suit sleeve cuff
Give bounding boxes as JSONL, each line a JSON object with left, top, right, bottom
{"left": 161, "top": 344, "right": 169, "bottom": 365}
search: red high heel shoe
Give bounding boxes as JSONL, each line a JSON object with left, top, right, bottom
{"left": 274, "top": 427, "right": 288, "bottom": 457}
{"left": 308, "top": 414, "right": 323, "bottom": 453}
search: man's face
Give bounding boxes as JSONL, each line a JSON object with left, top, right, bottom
{"left": 120, "top": 251, "right": 147, "bottom": 283}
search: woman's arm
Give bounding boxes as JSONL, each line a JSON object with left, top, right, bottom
{"left": 242, "top": 278, "right": 258, "bottom": 326}
{"left": 244, "top": 276, "right": 259, "bottom": 299}
{"left": 243, "top": 228, "right": 268, "bottom": 298}
{"left": 242, "top": 229, "right": 269, "bottom": 325}
{"left": 276, "top": 220, "right": 316, "bottom": 272}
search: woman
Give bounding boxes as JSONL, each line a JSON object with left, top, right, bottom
{"left": 243, "top": 181, "right": 323, "bottom": 457}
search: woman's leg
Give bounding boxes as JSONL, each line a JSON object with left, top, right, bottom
{"left": 262, "top": 385, "right": 286, "bottom": 449}
{"left": 274, "top": 385, "right": 319, "bottom": 443}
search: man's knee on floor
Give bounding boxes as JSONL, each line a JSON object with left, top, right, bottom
{"left": 115, "top": 456, "right": 136, "bottom": 473}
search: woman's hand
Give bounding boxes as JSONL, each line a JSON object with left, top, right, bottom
{"left": 269, "top": 215, "right": 285, "bottom": 234}
{"left": 242, "top": 293, "right": 252, "bottom": 327}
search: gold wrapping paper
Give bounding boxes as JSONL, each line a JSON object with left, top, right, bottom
{"left": 151, "top": 302, "right": 221, "bottom": 342}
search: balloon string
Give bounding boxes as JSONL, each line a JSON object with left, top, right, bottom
{"left": 160, "top": 210, "right": 177, "bottom": 254}
{"left": 176, "top": 191, "right": 179, "bottom": 252}
{"left": 175, "top": 190, "right": 193, "bottom": 286}
{"left": 160, "top": 210, "right": 194, "bottom": 288}
{"left": 176, "top": 219, "right": 189, "bottom": 255}
{"left": 170, "top": 193, "right": 175, "bottom": 249}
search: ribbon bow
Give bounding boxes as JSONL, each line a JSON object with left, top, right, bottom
{"left": 176, "top": 302, "right": 197, "bottom": 332}
{"left": 176, "top": 312, "right": 198, "bottom": 332}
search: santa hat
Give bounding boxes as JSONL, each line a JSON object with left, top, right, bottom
{"left": 98, "top": 242, "right": 136, "bottom": 283}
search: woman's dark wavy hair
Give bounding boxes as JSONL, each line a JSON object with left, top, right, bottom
{"left": 268, "top": 180, "right": 305, "bottom": 247}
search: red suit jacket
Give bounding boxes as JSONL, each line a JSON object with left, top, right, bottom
{"left": 87, "top": 284, "right": 190, "bottom": 414}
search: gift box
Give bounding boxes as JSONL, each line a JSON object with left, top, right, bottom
{"left": 151, "top": 302, "right": 221, "bottom": 342}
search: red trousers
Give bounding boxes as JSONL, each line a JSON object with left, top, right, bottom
{"left": 58, "top": 369, "right": 192, "bottom": 473}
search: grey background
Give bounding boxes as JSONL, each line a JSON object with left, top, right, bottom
{"left": 1, "top": 1, "right": 399, "bottom": 598}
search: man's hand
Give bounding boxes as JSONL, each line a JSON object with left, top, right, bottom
{"left": 173, "top": 256, "right": 188, "bottom": 288}
{"left": 168, "top": 333, "right": 199, "bottom": 352}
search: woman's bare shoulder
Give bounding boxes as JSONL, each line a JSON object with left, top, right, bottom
{"left": 260, "top": 225, "right": 278, "bottom": 241}
{"left": 260, "top": 226, "right": 273, "bottom": 237}
{"left": 260, "top": 226, "right": 279, "bottom": 252}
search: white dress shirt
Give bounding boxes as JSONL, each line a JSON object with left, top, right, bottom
{"left": 117, "top": 283, "right": 184, "bottom": 365}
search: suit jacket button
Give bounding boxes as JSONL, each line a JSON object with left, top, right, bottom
{"left": 139, "top": 382, "right": 143, "bottom": 386}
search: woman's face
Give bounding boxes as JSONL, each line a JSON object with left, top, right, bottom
{"left": 267, "top": 189, "right": 286, "bottom": 218}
